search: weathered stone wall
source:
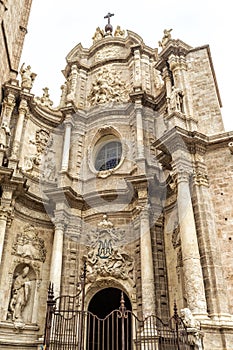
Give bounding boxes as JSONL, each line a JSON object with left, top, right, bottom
{"left": 187, "top": 46, "right": 224, "bottom": 135}
{"left": 0, "top": 0, "right": 32, "bottom": 96}
{"left": 205, "top": 142, "right": 233, "bottom": 313}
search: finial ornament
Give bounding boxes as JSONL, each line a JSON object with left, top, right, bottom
{"left": 104, "top": 12, "right": 114, "bottom": 34}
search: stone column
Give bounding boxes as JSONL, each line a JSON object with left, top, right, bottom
{"left": 50, "top": 219, "right": 65, "bottom": 298}
{"left": 139, "top": 198, "right": 156, "bottom": 317}
{"left": 11, "top": 98, "right": 28, "bottom": 161}
{"left": 173, "top": 161, "right": 207, "bottom": 317}
{"left": 61, "top": 117, "right": 73, "bottom": 172}
{"left": 0, "top": 206, "right": 12, "bottom": 264}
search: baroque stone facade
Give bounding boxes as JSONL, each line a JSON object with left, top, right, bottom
{"left": 0, "top": 9, "right": 233, "bottom": 350}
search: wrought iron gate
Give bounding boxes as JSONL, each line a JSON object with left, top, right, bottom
{"left": 43, "top": 283, "right": 191, "bottom": 350}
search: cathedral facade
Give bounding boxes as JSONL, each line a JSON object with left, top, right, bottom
{"left": 0, "top": 5, "right": 233, "bottom": 350}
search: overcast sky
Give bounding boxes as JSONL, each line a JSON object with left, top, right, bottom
{"left": 20, "top": 0, "right": 232, "bottom": 131}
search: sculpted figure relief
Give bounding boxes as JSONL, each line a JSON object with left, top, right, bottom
{"left": 12, "top": 224, "right": 46, "bottom": 262}
{"left": 88, "top": 67, "right": 129, "bottom": 106}
{"left": 9, "top": 266, "right": 31, "bottom": 323}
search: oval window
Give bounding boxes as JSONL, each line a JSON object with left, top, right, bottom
{"left": 95, "top": 141, "right": 122, "bottom": 171}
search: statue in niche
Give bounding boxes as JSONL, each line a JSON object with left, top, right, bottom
{"left": 0, "top": 122, "right": 11, "bottom": 149}
{"left": 20, "top": 63, "right": 37, "bottom": 90}
{"left": 153, "top": 68, "right": 164, "bottom": 90}
{"left": 92, "top": 27, "right": 104, "bottom": 43}
{"left": 158, "top": 29, "right": 172, "bottom": 49}
{"left": 9, "top": 265, "right": 31, "bottom": 323}
{"left": 169, "top": 86, "right": 184, "bottom": 112}
{"left": 114, "top": 25, "right": 125, "bottom": 37}
{"left": 42, "top": 150, "right": 57, "bottom": 182}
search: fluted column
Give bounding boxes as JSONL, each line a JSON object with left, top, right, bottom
{"left": 61, "top": 117, "right": 73, "bottom": 172}
{"left": 173, "top": 160, "right": 207, "bottom": 317}
{"left": 11, "top": 98, "right": 28, "bottom": 160}
{"left": 50, "top": 219, "right": 65, "bottom": 298}
{"left": 139, "top": 199, "right": 156, "bottom": 317}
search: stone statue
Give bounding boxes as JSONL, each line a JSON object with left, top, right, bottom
{"left": 180, "top": 308, "right": 200, "bottom": 329}
{"left": 20, "top": 63, "right": 37, "bottom": 90}
{"left": 9, "top": 266, "right": 31, "bottom": 322}
{"left": 159, "top": 29, "right": 172, "bottom": 49}
{"left": 0, "top": 122, "right": 11, "bottom": 149}
{"left": 92, "top": 27, "right": 104, "bottom": 43}
{"left": 169, "top": 86, "right": 184, "bottom": 112}
{"left": 114, "top": 25, "right": 125, "bottom": 37}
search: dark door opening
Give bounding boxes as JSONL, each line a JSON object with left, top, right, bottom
{"left": 86, "top": 287, "right": 132, "bottom": 350}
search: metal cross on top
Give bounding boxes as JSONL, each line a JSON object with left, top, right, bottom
{"left": 104, "top": 12, "right": 114, "bottom": 24}
{"left": 104, "top": 12, "right": 114, "bottom": 34}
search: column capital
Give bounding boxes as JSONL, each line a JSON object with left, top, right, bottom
{"left": 171, "top": 159, "right": 193, "bottom": 184}
{"left": 18, "top": 98, "right": 28, "bottom": 114}
{"left": 0, "top": 205, "right": 13, "bottom": 226}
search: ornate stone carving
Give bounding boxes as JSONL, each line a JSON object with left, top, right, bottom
{"left": 168, "top": 86, "right": 184, "bottom": 113}
{"left": 158, "top": 29, "right": 172, "bottom": 49}
{"left": 180, "top": 308, "right": 200, "bottom": 329}
{"left": 92, "top": 27, "right": 104, "bottom": 43}
{"left": 114, "top": 25, "right": 125, "bottom": 37}
{"left": 9, "top": 265, "right": 30, "bottom": 324}
{"left": 41, "top": 149, "right": 57, "bottom": 182}
{"left": 83, "top": 215, "right": 134, "bottom": 283}
{"left": 153, "top": 68, "right": 164, "bottom": 90}
{"left": 88, "top": 67, "right": 129, "bottom": 106}
{"left": 12, "top": 224, "right": 46, "bottom": 262}
{"left": 0, "top": 121, "right": 11, "bottom": 149}
{"left": 95, "top": 46, "right": 121, "bottom": 62}
{"left": 19, "top": 63, "right": 37, "bottom": 91}
{"left": 180, "top": 308, "right": 204, "bottom": 349}
{"left": 23, "top": 129, "right": 53, "bottom": 171}
{"left": 35, "top": 87, "right": 53, "bottom": 108}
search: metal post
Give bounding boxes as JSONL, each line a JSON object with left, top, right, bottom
{"left": 43, "top": 283, "right": 56, "bottom": 349}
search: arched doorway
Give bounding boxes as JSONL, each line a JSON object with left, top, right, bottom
{"left": 86, "top": 287, "right": 132, "bottom": 350}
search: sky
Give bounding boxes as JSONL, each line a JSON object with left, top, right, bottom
{"left": 20, "top": 0, "right": 232, "bottom": 131}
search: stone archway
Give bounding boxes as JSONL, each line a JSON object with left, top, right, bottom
{"left": 86, "top": 287, "right": 132, "bottom": 350}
